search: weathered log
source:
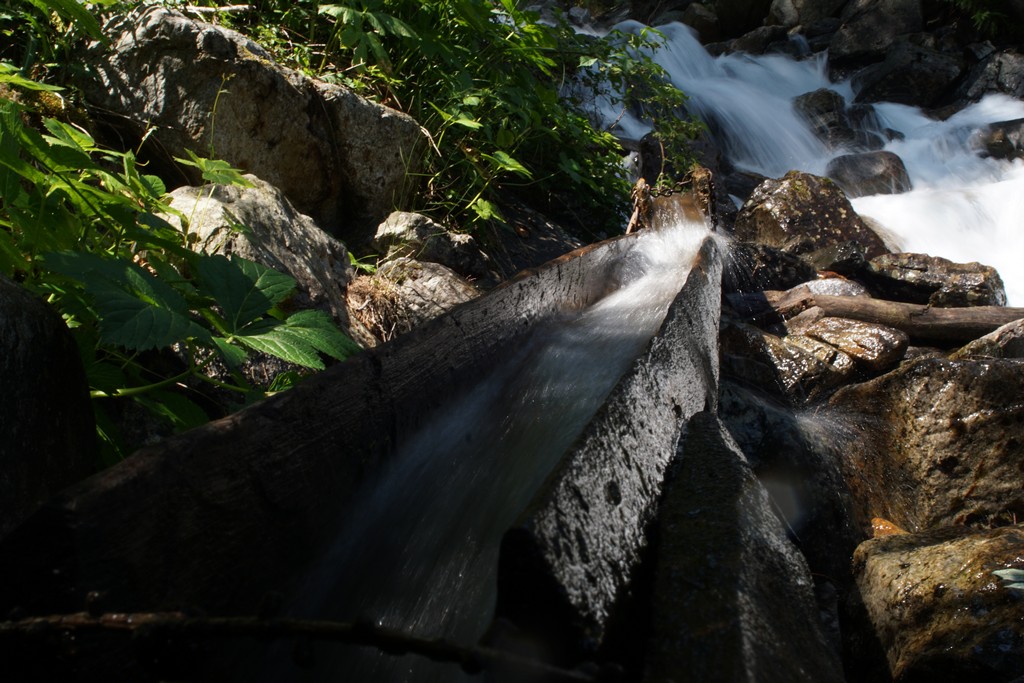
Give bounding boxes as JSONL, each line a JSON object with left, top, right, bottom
{"left": 734, "top": 286, "right": 1024, "bottom": 344}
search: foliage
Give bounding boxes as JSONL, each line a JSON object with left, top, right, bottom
{"left": 211, "top": 0, "right": 702, "bottom": 233}
{"left": 0, "top": 75, "right": 358, "bottom": 464}
{"left": 935, "top": 0, "right": 1023, "bottom": 40}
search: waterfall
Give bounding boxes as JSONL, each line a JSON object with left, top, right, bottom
{"left": 604, "top": 21, "right": 1024, "bottom": 304}
{"left": 270, "top": 218, "right": 710, "bottom": 682}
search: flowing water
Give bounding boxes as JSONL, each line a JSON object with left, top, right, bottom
{"left": 273, "top": 218, "right": 709, "bottom": 681}
{"left": 601, "top": 21, "right": 1024, "bottom": 304}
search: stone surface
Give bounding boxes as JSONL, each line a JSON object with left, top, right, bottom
{"left": 0, "top": 277, "right": 95, "bottom": 539}
{"left": 82, "top": 6, "right": 424, "bottom": 238}
{"left": 371, "top": 211, "right": 496, "bottom": 285}
{"left": 681, "top": 2, "right": 721, "bottom": 42}
{"left": 951, "top": 49, "right": 1024, "bottom": 107}
{"left": 793, "top": 88, "right": 868, "bottom": 151}
{"left": 826, "top": 151, "right": 913, "bottom": 198}
{"left": 347, "top": 258, "right": 479, "bottom": 343}
{"left": 852, "top": 38, "right": 964, "bottom": 107}
{"left": 163, "top": 175, "right": 359, "bottom": 333}
{"left": 768, "top": 0, "right": 847, "bottom": 28}
{"left": 711, "top": 0, "right": 776, "bottom": 38}
{"left": 722, "top": 242, "right": 818, "bottom": 293}
{"left": 803, "top": 316, "right": 909, "bottom": 373}
{"left": 952, "top": 318, "right": 1024, "bottom": 359}
{"left": 864, "top": 252, "right": 1007, "bottom": 307}
{"left": 974, "top": 118, "right": 1024, "bottom": 161}
{"left": 644, "top": 411, "right": 844, "bottom": 683}
{"left": 496, "top": 238, "right": 722, "bottom": 655}
{"left": 733, "top": 171, "right": 890, "bottom": 259}
{"left": 828, "top": 357, "right": 1024, "bottom": 532}
{"left": 829, "top": 0, "right": 924, "bottom": 66}
{"left": 852, "top": 526, "right": 1024, "bottom": 682}
{"left": 731, "top": 24, "right": 789, "bottom": 54}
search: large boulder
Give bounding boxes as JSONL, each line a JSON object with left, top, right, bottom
{"left": 793, "top": 88, "right": 867, "bottom": 151}
{"left": 828, "top": 357, "right": 1024, "bottom": 532}
{"left": 721, "top": 242, "right": 817, "bottom": 293}
{"left": 826, "top": 151, "right": 912, "bottom": 198}
{"left": 644, "top": 411, "right": 845, "bottom": 683}
{"left": 768, "top": 0, "right": 847, "bottom": 28}
{"left": 863, "top": 252, "right": 1007, "bottom": 307}
{"left": 952, "top": 318, "right": 1024, "bottom": 359}
{"left": 0, "top": 277, "right": 95, "bottom": 538}
{"left": 828, "top": 0, "right": 923, "bottom": 67}
{"left": 710, "top": 0, "right": 776, "bottom": 37}
{"left": 82, "top": 6, "right": 425, "bottom": 239}
{"left": 371, "top": 211, "right": 497, "bottom": 286}
{"left": 852, "top": 37, "right": 964, "bottom": 107}
{"left": 851, "top": 526, "right": 1024, "bottom": 682}
{"left": 973, "top": 118, "right": 1024, "bottom": 161}
{"left": 733, "top": 171, "right": 890, "bottom": 259}
{"left": 950, "top": 49, "right": 1024, "bottom": 107}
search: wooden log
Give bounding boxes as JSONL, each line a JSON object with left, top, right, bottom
{"left": 746, "top": 286, "right": 1024, "bottom": 344}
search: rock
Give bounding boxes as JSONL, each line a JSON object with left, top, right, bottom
{"left": 474, "top": 199, "right": 585, "bottom": 280}
{"left": 951, "top": 318, "right": 1024, "bottom": 359}
{"left": 973, "top": 118, "right": 1024, "bottom": 161}
{"left": 802, "top": 240, "right": 869, "bottom": 274}
{"left": 733, "top": 171, "right": 890, "bottom": 259}
{"left": 852, "top": 37, "right": 964, "bottom": 107}
{"left": 722, "top": 242, "right": 818, "bottom": 293}
{"left": 828, "top": 357, "right": 1024, "bottom": 532}
{"left": 163, "top": 175, "right": 358, "bottom": 329}
{"left": 680, "top": 3, "right": 721, "bottom": 43}
{"left": 371, "top": 211, "right": 497, "bottom": 286}
{"left": 950, "top": 49, "right": 1024, "bottom": 107}
{"left": 864, "top": 252, "right": 1007, "bottom": 307}
{"left": 711, "top": 0, "right": 776, "bottom": 38}
{"left": 644, "top": 411, "right": 845, "bottom": 683}
{"left": 793, "top": 88, "right": 861, "bottom": 150}
{"left": 768, "top": 0, "right": 847, "bottom": 28}
{"left": 851, "top": 526, "right": 1024, "bottom": 682}
{"left": 802, "top": 316, "right": 909, "bottom": 373}
{"left": 826, "top": 151, "right": 913, "bottom": 198}
{"left": 799, "top": 277, "right": 870, "bottom": 298}
{"left": 496, "top": 238, "right": 722, "bottom": 655}
{"left": 731, "top": 25, "right": 789, "bottom": 54}
{"left": 82, "top": 6, "right": 425, "bottom": 239}
{"left": 347, "top": 258, "right": 479, "bottom": 343}
{"left": 829, "top": 0, "right": 924, "bottom": 67}
{"left": 0, "top": 276, "right": 95, "bottom": 538}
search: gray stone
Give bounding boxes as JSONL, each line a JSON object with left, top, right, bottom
{"left": 793, "top": 88, "right": 862, "bottom": 150}
{"left": 681, "top": 3, "right": 721, "bottom": 42}
{"left": 852, "top": 527, "right": 1024, "bottom": 682}
{"left": 82, "top": 6, "right": 425, "bottom": 239}
{"left": 711, "top": 0, "right": 776, "bottom": 38}
{"left": 864, "top": 252, "right": 1007, "bottom": 307}
{"left": 722, "top": 242, "right": 818, "bottom": 293}
{"left": 0, "top": 277, "right": 95, "bottom": 538}
{"left": 828, "top": 357, "right": 1024, "bottom": 532}
{"left": 733, "top": 171, "right": 890, "bottom": 259}
{"left": 852, "top": 37, "right": 964, "bottom": 107}
{"left": 829, "top": 0, "right": 924, "bottom": 66}
{"left": 826, "top": 151, "right": 913, "bottom": 198}
{"left": 731, "top": 25, "right": 789, "bottom": 54}
{"left": 803, "top": 316, "right": 909, "bottom": 373}
{"left": 952, "top": 318, "right": 1024, "bottom": 359}
{"left": 644, "top": 411, "right": 844, "bottom": 683}
{"left": 951, "top": 49, "right": 1024, "bottom": 107}
{"left": 347, "top": 258, "right": 479, "bottom": 342}
{"left": 768, "top": 0, "right": 847, "bottom": 28}
{"left": 973, "top": 118, "right": 1024, "bottom": 161}
{"left": 372, "top": 211, "right": 496, "bottom": 285}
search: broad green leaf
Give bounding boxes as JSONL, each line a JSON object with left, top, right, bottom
{"left": 195, "top": 253, "right": 296, "bottom": 331}
{"left": 235, "top": 310, "right": 357, "bottom": 369}
{"left": 136, "top": 390, "right": 210, "bottom": 431}
{"left": 175, "top": 150, "right": 254, "bottom": 187}
{"left": 212, "top": 336, "right": 248, "bottom": 369}
{"left": 484, "top": 150, "right": 532, "bottom": 178}
{"left": 25, "top": 0, "right": 104, "bottom": 40}
{"left": 43, "top": 118, "right": 97, "bottom": 152}
{"left": 0, "top": 62, "right": 63, "bottom": 92}
{"left": 268, "top": 370, "right": 304, "bottom": 392}
{"left": 236, "top": 323, "right": 325, "bottom": 370}
{"left": 277, "top": 309, "right": 361, "bottom": 359}
{"left": 470, "top": 197, "right": 500, "bottom": 221}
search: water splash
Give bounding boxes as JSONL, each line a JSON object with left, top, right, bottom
{"left": 272, "top": 219, "right": 710, "bottom": 682}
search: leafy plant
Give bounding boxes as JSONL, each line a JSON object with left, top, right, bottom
{"left": 0, "top": 79, "right": 358, "bottom": 464}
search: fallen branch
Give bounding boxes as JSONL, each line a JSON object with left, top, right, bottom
{"left": 0, "top": 612, "right": 607, "bottom": 681}
{"left": 734, "top": 287, "right": 1024, "bottom": 343}
{"left": 184, "top": 4, "right": 253, "bottom": 14}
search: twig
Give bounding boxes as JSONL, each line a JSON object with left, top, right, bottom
{"left": 184, "top": 5, "right": 253, "bottom": 14}
{"left": 0, "top": 612, "right": 606, "bottom": 682}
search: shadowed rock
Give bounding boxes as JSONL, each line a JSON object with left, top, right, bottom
{"left": 826, "top": 151, "right": 913, "bottom": 198}
{"left": 864, "top": 252, "right": 1007, "bottom": 307}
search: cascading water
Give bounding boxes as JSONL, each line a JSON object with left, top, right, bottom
{"left": 601, "top": 21, "right": 1024, "bottom": 304}
{"left": 266, "top": 217, "right": 710, "bottom": 682}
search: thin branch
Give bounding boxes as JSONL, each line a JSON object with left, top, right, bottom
{"left": 0, "top": 612, "right": 609, "bottom": 682}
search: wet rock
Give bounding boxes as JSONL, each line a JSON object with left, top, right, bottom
{"left": 802, "top": 240, "right": 869, "bottom": 274}
{"left": 952, "top": 318, "right": 1024, "bottom": 359}
{"left": 163, "top": 175, "right": 358, "bottom": 330}
{"left": 371, "top": 211, "right": 497, "bottom": 286}
{"left": 733, "top": 171, "right": 890, "bottom": 260}
{"left": 475, "top": 199, "right": 584, "bottom": 280}
{"left": 680, "top": 3, "right": 721, "bottom": 43}
{"left": 711, "top": 0, "right": 776, "bottom": 38}
{"left": 951, "top": 49, "right": 1024, "bottom": 107}
{"left": 722, "top": 242, "right": 818, "bottom": 293}
{"left": 731, "top": 25, "right": 789, "bottom": 54}
{"left": 864, "top": 252, "right": 1007, "bottom": 307}
{"left": 82, "top": 6, "right": 424, "bottom": 238}
{"left": 828, "top": 357, "right": 1024, "bottom": 532}
{"left": 973, "top": 118, "right": 1024, "bottom": 161}
{"left": 768, "top": 0, "right": 847, "bottom": 29}
{"left": 851, "top": 526, "right": 1024, "bottom": 682}
{"left": 347, "top": 258, "right": 478, "bottom": 343}
{"left": 829, "top": 0, "right": 924, "bottom": 67}
{"left": 793, "top": 88, "right": 860, "bottom": 150}
{"left": 0, "top": 277, "right": 95, "bottom": 538}
{"left": 852, "top": 37, "right": 964, "bottom": 107}
{"left": 644, "top": 411, "right": 845, "bottom": 683}
{"left": 826, "top": 151, "right": 913, "bottom": 198}
{"left": 800, "top": 277, "right": 870, "bottom": 298}
{"left": 497, "top": 238, "right": 722, "bottom": 655}
{"left": 803, "top": 317, "right": 909, "bottom": 373}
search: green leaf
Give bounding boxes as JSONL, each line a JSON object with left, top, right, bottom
{"left": 278, "top": 309, "right": 361, "bottom": 359}
{"left": 484, "top": 150, "right": 532, "bottom": 179}
{"left": 135, "top": 390, "right": 210, "bottom": 431}
{"left": 175, "top": 150, "right": 254, "bottom": 187}
{"left": 25, "top": 0, "right": 104, "bottom": 40}
{"left": 236, "top": 323, "right": 325, "bottom": 370}
{"left": 470, "top": 197, "right": 500, "bottom": 221}
{"left": 212, "top": 336, "right": 248, "bottom": 369}
{"left": 235, "top": 310, "right": 358, "bottom": 369}
{"left": 0, "top": 62, "right": 63, "bottom": 92}
{"left": 195, "top": 253, "right": 296, "bottom": 331}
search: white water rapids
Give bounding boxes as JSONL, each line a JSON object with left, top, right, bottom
{"left": 261, "top": 218, "right": 708, "bottom": 682}
{"left": 603, "top": 21, "right": 1024, "bottom": 305}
